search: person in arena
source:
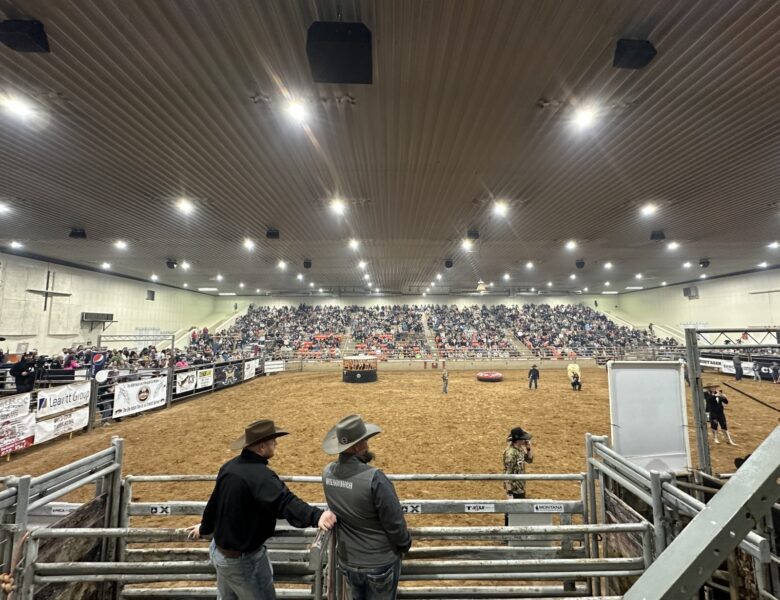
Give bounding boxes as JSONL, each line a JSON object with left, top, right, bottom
{"left": 186, "top": 420, "right": 336, "bottom": 600}
{"left": 567, "top": 362, "right": 582, "bottom": 391}
{"left": 528, "top": 364, "right": 540, "bottom": 389}
{"left": 321, "top": 414, "right": 411, "bottom": 600}
{"left": 504, "top": 427, "right": 533, "bottom": 500}
{"left": 703, "top": 385, "right": 736, "bottom": 445}
{"left": 441, "top": 368, "right": 449, "bottom": 394}
{"left": 10, "top": 351, "right": 36, "bottom": 393}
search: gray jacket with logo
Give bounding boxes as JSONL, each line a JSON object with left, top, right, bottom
{"left": 322, "top": 454, "right": 412, "bottom": 567}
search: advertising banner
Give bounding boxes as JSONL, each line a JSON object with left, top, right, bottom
{"left": 36, "top": 381, "right": 91, "bottom": 418}
{"left": 176, "top": 371, "right": 197, "bottom": 394}
{"left": 0, "top": 392, "right": 31, "bottom": 421}
{"left": 113, "top": 376, "right": 168, "bottom": 418}
{"left": 34, "top": 406, "right": 90, "bottom": 445}
{"left": 0, "top": 413, "right": 36, "bottom": 457}
{"left": 243, "top": 359, "right": 259, "bottom": 381}
{"left": 196, "top": 368, "right": 214, "bottom": 389}
{"left": 215, "top": 364, "right": 243, "bottom": 388}
{"left": 264, "top": 360, "right": 285, "bottom": 374}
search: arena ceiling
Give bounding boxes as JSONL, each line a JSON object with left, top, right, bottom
{"left": 1, "top": 0, "right": 780, "bottom": 297}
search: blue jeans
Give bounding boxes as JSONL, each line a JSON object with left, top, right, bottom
{"left": 209, "top": 541, "right": 275, "bottom": 600}
{"left": 341, "top": 558, "right": 402, "bottom": 600}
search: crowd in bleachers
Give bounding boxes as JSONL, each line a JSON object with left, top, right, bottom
{"left": 427, "top": 305, "right": 515, "bottom": 358}
{"left": 351, "top": 306, "right": 433, "bottom": 359}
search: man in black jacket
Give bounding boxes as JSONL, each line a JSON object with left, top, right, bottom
{"left": 9, "top": 352, "right": 36, "bottom": 393}
{"left": 187, "top": 420, "right": 336, "bottom": 599}
{"left": 704, "top": 386, "right": 736, "bottom": 445}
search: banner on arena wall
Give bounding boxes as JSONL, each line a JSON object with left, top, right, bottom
{"left": 699, "top": 355, "right": 768, "bottom": 378}
{"left": 34, "top": 406, "right": 90, "bottom": 445}
{"left": 215, "top": 364, "right": 243, "bottom": 388}
{"left": 196, "top": 369, "right": 214, "bottom": 389}
{"left": 0, "top": 393, "right": 31, "bottom": 422}
{"left": 176, "top": 372, "right": 197, "bottom": 394}
{"left": 264, "top": 360, "right": 285, "bottom": 374}
{"left": 243, "top": 359, "right": 259, "bottom": 381}
{"left": 0, "top": 413, "right": 36, "bottom": 457}
{"left": 112, "top": 376, "right": 168, "bottom": 418}
{"left": 36, "top": 381, "right": 91, "bottom": 418}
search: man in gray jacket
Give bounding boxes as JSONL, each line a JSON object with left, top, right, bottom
{"left": 322, "top": 414, "right": 411, "bottom": 600}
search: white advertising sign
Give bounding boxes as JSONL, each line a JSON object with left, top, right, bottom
{"left": 36, "top": 381, "right": 91, "bottom": 418}
{"left": 176, "top": 372, "right": 197, "bottom": 394}
{"left": 113, "top": 376, "right": 168, "bottom": 418}
{"left": 0, "top": 393, "right": 30, "bottom": 421}
{"left": 243, "top": 359, "right": 259, "bottom": 381}
{"left": 197, "top": 368, "right": 214, "bottom": 389}
{"left": 0, "top": 413, "right": 36, "bottom": 457}
{"left": 34, "top": 406, "right": 90, "bottom": 445}
{"left": 464, "top": 503, "right": 495, "bottom": 513}
{"left": 264, "top": 360, "right": 285, "bottom": 374}
{"left": 533, "top": 503, "right": 565, "bottom": 513}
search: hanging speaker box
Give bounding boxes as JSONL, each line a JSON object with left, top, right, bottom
{"left": 306, "top": 21, "right": 372, "bottom": 84}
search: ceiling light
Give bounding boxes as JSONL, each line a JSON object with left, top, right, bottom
{"left": 431, "top": 281, "right": 436, "bottom": 286}
{"left": 603, "top": 291, "right": 618, "bottom": 295}
{"left": 569, "top": 274, "right": 576, "bottom": 280}
{"left": 349, "top": 238, "right": 359, "bottom": 250}
{"left": 243, "top": 238, "right": 255, "bottom": 251}
{"left": 661, "top": 281, "right": 667, "bottom": 286}
{"left": 255, "top": 288, "right": 261, "bottom": 293}
{"left": 297, "top": 273, "right": 303, "bottom": 281}
{"left": 216, "top": 274, "right": 223, "bottom": 281}
{"left": 361, "top": 273, "right": 369, "bottom": 280}
{"left": 358, "top": 260, "right": 367, "bottom": 270}
{"left": 758, "top": 262, "right": 768, "bottom": 268}
{"left": 699, "top": 274, "right": 707, "bottom": 279}
{"left": 183, "top": 283, "right": 188, "bottom": 288}
{"left": 572, "top": 106, "right": 597, "bottom": 130}
{"left": 101, "top": 262, "right": 111, "bottom": 269}
{"left": 604, "top": 262, "right": 613, "bottom": 269}
{"left": 150, "top": 274, "right": 158, "bottom": 281}
{"left": 114, "top": 240, "right": 127, "bottom": 249}
{"left": 641, "top": 203, "right": 657, "bottom": 216}
{"left": 489, "top": 282, "right": 494, "bottom": 287}
{"left": 683, "top": 262, "right": 691, "bottom": 268}
{"left": 368, "top": 284, "right": 373, "bottom": 289}
{"left": 547, "top": 281, "right": 553, "bottom": 287}
{"left": 10, "top": 241, "right": 23, "bottom": 249}
{"left": 667, "top": 241, "right": 679, "bottom": 250}
{"left": 198, "top": 287, "right": 218, "bottom": 292}
{"left": 584, "top": 287, "right": 589, "bottom": 292}
{"left": 493, "top": 201, "right": 509, "bottom": 217}
{"left": 635, "top": 273, "right": 643, "bottom": 279}
{"left": 239, "top": 282, "right": 245, "bottom": 288}
{"left": 425, "top": 287, "right": 430, "bottom": 293}
{"left": 0, "top": 95, "right": 35, "bottom": 120}
{"left": 318, "top": 288, "right": 323, "bottom": 293}
{"left": 330, "top": 198, "right": 346, "bottom": 215}
{"left": 436, "top": 273, "right": 442, "bottom": 280}
{"left": 768, "top": 242, "right": 779, "bottom": 249}
{"left": 375, "top": 288, "right": 380, "bottom": 293}
{"left": 181, "top": 260, "right": 191, "bottom": 270}
{"left": 625, "top": 286, "right": 644, "bottom": 290}
{"left": 526, "top": 261, "right": 534, "bottom": 269}
{"left": 286, "top": 101, "right": 308, "bottom": 123}
{"left": 530, "top": 287, "right": 536, "bottom": 292}
{"left": 278, "top": 260, "right": 287, "bottom": 270}
{"left": 565, "top": 240, "right": 577, "bottom": 250}
{"left": 0, "top": 202, "right": 9, "bottom": 213}
{"left": 176, "top": 198, "right": 195, "bottom": 214}
{"left": 604, "top": 281, "right": 610, "bottom": 287}
{"left": 219, "top": 292, "right": 237, "bottom": 296}
{"left": 422, "top": 292, "right": 427, "bottom": 296}
{"left": 503, "top": 273, "right": 510, "bottom": 280}
{"left": 309, "top": 282, "right": 314, "bottom": 287}
{"left": 462, "top": 239, "right": 474, "bottom": 251}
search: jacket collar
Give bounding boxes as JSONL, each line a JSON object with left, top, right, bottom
{"left": 240, "top": 448, "right": 269, "bottom": 465}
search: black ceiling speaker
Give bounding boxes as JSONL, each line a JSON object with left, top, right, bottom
{"left": 266, "top": 228, "right": 280, "bottom": 239}
{"left": 306, "top": 21, "right": 372, "bottom": 84}
{"left": 444, "top": 259, "right": 453, "bottom": 269}
{"left": 466, "top": 229, "right": 479, "bottom": 240}
{"left": 699, "top": 258, "right": 710, "bottom": 268}
{"left": 575, "top": 259, "right": 585, "bottom": 269}
{"left": 166, "top": 259, "right": 177, "bottom": 269}
{"left": 303, "top": 259, "right": 312, "bottom": 269}
{"left": 69, "top": 227, "right": 87, "bottom": 239}
{"left": 613, "top": 39, "right": 657, "bottom": 70}
{"left": 650, "top": 230, "right": 665, "bottom": 241}
{"left": 0, "top": 20, "right": 50, "bottom": 53}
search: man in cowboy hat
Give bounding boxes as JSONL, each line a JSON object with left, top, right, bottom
{"left": 186, "top": 420, "right": 337, "bottom": 600}
{"left": 321, "top": 414, "right": 411, "bottom": 600}
{"left": 504, "top": 427, "right": 534, "bottom": 499}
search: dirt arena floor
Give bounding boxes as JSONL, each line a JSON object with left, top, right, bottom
{"left": 1, "top": 367, "right": 778, "bottom": 529}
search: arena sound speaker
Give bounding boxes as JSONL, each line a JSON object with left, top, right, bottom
{"left": 306, "top": 22, "right": 372, "bottom": 84}
{"left": 613, "top": 39, "right": 656, "bottom": 69}
{"left": 444, "top": 259, "right": 453, "bottom": 269}
{"left": 0, "top": 20, "right": 50, "bottom": 53}
{"left": 683, "top": 286, "right": 699, "bottom": 300}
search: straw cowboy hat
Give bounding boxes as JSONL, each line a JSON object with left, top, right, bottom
{"left": 229, "top": 419, "right": 289, "bottom": 450}
{"left": 322, "top": 414, "right": 382, "bottom": 454}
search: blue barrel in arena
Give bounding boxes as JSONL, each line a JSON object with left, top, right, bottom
{"left": 343, "top": 355, "right": 378, "bottom": 383}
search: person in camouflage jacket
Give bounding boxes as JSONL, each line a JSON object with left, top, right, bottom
{"left": 503, "top": 427, "right": 533, "bottom": 498}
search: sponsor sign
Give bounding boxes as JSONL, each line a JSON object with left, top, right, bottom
{"left": 0, "top": 393, "right": 30, "bottom": 421}
{"left": 149, "top": 505, "right": 171, "bottom": 515}
{"left": 36, "top": 381, "right": 91, "bottom": 418}
{"left": 34, "top": 406, "right": 90, "bottom": 445}
{"left": 0, "top": 413, "right": 35, "bottom": 457}
{"left": 533, "top": 503, "right": 565, "bottom": 514}
{"left": 215, "top": 364, "right": 243, "bottom": 388}
{"left": 91, "top": 352, "right": 107, "bottom": 377}
{"left": 465, "top": 503, "right": 496, "bottom": 513}
{"left": 113, "top": 376, "right": 168, "bottom": 418}
{"left": 176, "top": 372, "right": 197, "bottom": 394}
{"left": 196, "top": 369, "right": 214, "bottom": 389}
{"left": 401, "top": 503, "right": 422, "bottom": 514}
{"left": 264, "top": 360, "right": 285, "bottom": 374}
{"left": 243, "top": 359, "right": 260, "bottom": 381}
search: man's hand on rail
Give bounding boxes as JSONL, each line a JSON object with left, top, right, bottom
{"left": 184, "top": 524, "right": 201, "bottom": 540}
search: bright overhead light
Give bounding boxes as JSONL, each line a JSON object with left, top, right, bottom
{"left": 493, "top": 201, "right": 509, "bottom": 217}
{"left": 583, "top": 287, "right": 589, "bottom": 292}
{"left": 114, "top": 240, "right": 127, "bottom": 249}
{"left": 565, "top": 240, "right": 577, "bottom": 250}
{"left": 640, "top": 203, "right": 657, "bottom": 216}
{"left": 422, "top": 292, "right": 427, "bottom": 297}
{"left": 309, "top": 282, "right": 314, "bottom": 287}
{"left": 243, "top": 238, "right": 255, "bottom": 251}
{"left": 255, "top": 288, "right": 260, "bottom": 293}
{"left": 569, "top": 274, "right": 576, "bottom": 280}
{"left": 635, "top": 273, "right": 643, "bottom": 279}
{"left": 547, "top": 281, "right": 553, "bottom": 287}
{"left": 530, "top": 287, "right": 536, "bottom": 292}
{"left": 0, "top": 95, "right": 35, "bottom": 119}
{"left": 368, "top": 284, "right": 373, "bottom": 289}
{"left": 278, "top": 260, "right": 287, "bottom": 270}
{"left": 216, "top": 274, "right": 224, "bottom": 281}
{"left": 425, "top": 288, "right": 430, "bottom": 293}
{"left": 603, "top": 291, "right": 618, "bottom": 295}
{"left": 176, "top": 198, "right": 195, "bottom": 214}
{"left": 375, "top": 288, "right": 380, "bottom": 293}
{"left": 604, "top": 281, "right": 610, "bottom": 287}
{"left": 349, "top": 238, "right": 359, "bottom": 250}
{"left": 297, "top": 273, "right": 303, "bottom": 281}
{"left": 604, "top": 262, "right": 613, "bottom": 269}
{"left": 625, "top": 286, "right": 644, "bottom": 290}
{"left": 758, "top": 261, "right": 768, "bottom": 268}
{"left": 358, "top": 260, "right": 367, "bottom": 270}
{"left": 489, "top": 282, "right": 494, "bottom": 287}
{"left": 198, "top": 287, "right": 218, "bottom": 292}
{"left": 431, "top": 281, "right": 436, "bottom": 286}
{"left": 363, "top": 273, "right": 370, "bottom": 280}
{"left": 667, "top": 241, "right": 679, "bottom": 250}
{"left": 183, "top": 283, "right": 189, "bottom": 288}
{"left": 150, "top": 274, "right": 158, "bottom": 281}
{"left": 526, "top": 261, "right": 534, "bottom": 269}
{"left": 572, "top": 106, "right": 597, "bottom": 130}
{"left": 436, "top": 273, "right": 442, "bottom": 280}
{"left": 699, "top": 274, "right": 707, "bottom": 279}
{"left": 683, "top": 262, "right": 691, "bottom": 268}
{"left": 286, "top": 101, "right": 308, "bottom": 123}
{"left": 503, "top": 273, "right": 510, "bottom": 280}
{"left": 181, "top": 260, "right": 191, "bottom": 270}
{"left": 768, "top": 241, "right": 779, "bottom": 249}
{"left": 318, "top": 288, "right": 323, "bottom": 293}
{"left": 10, "top": 241, "right": 23, "bottom": 249}
{"left": 0, "top": 202, "right": 9, "bottom": 213}
{"left": 462, "top": 239, "right": 474, "bottom": 251}
{"left": 330, "top": 198, "right": 346, "bottom": 215}
{"left": 661, "top": 281, "right": 667, "bottom": 286}
{"left": 239, "top": 282, "right": 245, "bottom": 288}
{"left": 219, "top": 292, "right": 237, "bottom": 296}
{"left": 101, "top": 262, "right": 111, "bottom": 269}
